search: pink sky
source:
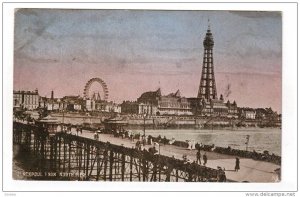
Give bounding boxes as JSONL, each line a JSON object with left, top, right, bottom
{"left": 13, "top": 9, "right": 282, "bottom": 113}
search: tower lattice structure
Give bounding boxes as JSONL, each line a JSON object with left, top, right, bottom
{"left": 197, "top": 26, "right": 217, "bottom": 100}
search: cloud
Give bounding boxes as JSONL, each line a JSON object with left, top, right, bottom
{"left": 14, "top": 16, "right": 56, "bottom": 53}
{"left": 218, "top": 33, "right": 281, "bottom": 59}
{"left": 14, "top": 51, "right": 58, "bottom": 64}
{"left": 229, "top": 11, "right": 281, "bottom": 19}
{"left": 144, "top": 47, "right": 200, "bottom": 54}
{"left": 217, "top": 71, "right": 281, "bottom": 77}
{"left": 15, "top": 8, "right": 38, "bottom": 17}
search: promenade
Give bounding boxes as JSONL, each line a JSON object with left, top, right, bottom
{"left": 71, "top": 129, "right": 280, "bottom": 182}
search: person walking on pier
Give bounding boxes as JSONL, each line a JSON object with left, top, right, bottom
{"left": 163, "top": 136, "right": 167, "bottom": 145}
{"left": 130, "top": 132, "right": 134, "bottom": 142}
{"left": 203, "top": 152, "right": 207, "bottom": 166}
{"left": 136, "top": 140, "right": 142, "bottom": 150}
{"left": 196, "top": 149, "right": 201, "bottom": 165}
{"left": 94, "top": 132, "right": 99, "bottom": 141}
{"left": 76, "top": 126, "right": 79, "bottom": 136}
{"left": 157, "top": 135, "right": 162, "bottom": 143}
{"left": 235, "top": 157, "right": 240, "bottom": 172}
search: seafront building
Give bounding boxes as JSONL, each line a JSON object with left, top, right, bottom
{"left": 135, "top": 88, "right": 192, "bottom": 116}
{"left": 239, "top": 108, "right": 256, "bottom": 120}
{"left": 13, "top": 89, "right": 39, "bottom": 110}
{"left": 121, "top": 89, "right": 192, "bottom": 116}
{"left": 38, "top": 90, "right": 120, "bottom": 113}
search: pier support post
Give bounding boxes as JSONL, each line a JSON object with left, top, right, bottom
{"left": 152, "top": 162, "right": 157, "bottom": 182}
{"left": 54, "top": 136, "right": 58, "bottom": 172}
{"left": 78, "top": 142, "right": 82, "bottom": 181}
{"left": 40, "top": 134, "right": 45, "bottom": 174}
{"left": 68, "top": 140, "right": 71, "bottom": 173}
{"left": 83, "top": 142, "right": 86, "bottom": 175}
{"left": 121, "top": 153, "right": 125, "bottom": 181}
{"left": 58, "top": 135, "right": 61, "bottom": 171}
{"left": 50, "top": 137, "right": 54, "bottom": 171}
{"left": 103, "top": 150, "right": 108, "bottom": 181}
{"left": 86, "top": 143, "right": 90, "bottom": 180}
{"left": 96, "top": 147, "right": 100, "bottom": 181}
{"left": 109, "top": 150, "right": 114, "bottom": 181}
{"left": 142, "top": 159, "right": 147, "bottom": 182}
{"left": 130, "top": 154, "right": 133, "bottom": 181}
{"left": 63, "top": 139, "right": 66, "bottom": 172}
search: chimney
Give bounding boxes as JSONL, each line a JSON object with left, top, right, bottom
{"left": 51, "top": 90, "right": 54, "bottom": 100}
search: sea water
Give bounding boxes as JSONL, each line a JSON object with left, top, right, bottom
{"left": 132, "top": 128, "right": 281, "bottom": 155}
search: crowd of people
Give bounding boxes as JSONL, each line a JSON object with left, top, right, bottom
{"left": 214, "top": 146, "right": 281, "bottom": 165}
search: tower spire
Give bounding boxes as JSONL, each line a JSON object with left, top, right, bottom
{"left": 208, "top": 18, "right": 210, "bottom": 31}
{"left": 197, "top": 24, "right": 217, "bottom": 100}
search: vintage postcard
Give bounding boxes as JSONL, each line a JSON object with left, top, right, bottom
{"left": 12, "top": 8, "right": 282, "bottom": 184}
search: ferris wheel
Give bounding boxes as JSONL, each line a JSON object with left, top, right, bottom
{"left": 83, "top": 77, "right": 109, "bottom": 101}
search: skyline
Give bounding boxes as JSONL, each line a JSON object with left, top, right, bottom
{"left": 14, "top": 9, "right": 282, "bottom": 112}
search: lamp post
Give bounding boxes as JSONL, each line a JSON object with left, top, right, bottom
{"left": 62, "top": 109, "right": 65, "bottom": 125}
{"left": 142, "top": 112, "right": 147, "bottom": 146}
{"left": 143, "top": 112, "right": 146, "bottom": 137}
{"left": 60, "top": 108, "right": 65, "bottom": 132}
{"left": 158, "top": 143, "right": 160, "bottom": 155}
{"left": 154, "top": 142, "right": 160, "bottom": 155}
{"left": 245, "top": 135, "right": 250, "bottom": 151}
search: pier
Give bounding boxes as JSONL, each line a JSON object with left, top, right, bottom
{"left": 13, "top": 122, "right": 221, "bottom": 182}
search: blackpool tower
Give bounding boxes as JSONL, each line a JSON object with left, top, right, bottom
{"left": 197, "top": 25, "right": 218, "bottom": 100}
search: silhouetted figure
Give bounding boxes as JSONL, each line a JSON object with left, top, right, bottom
{"left": 182, "top": 154, "right": 188, "bottom": 164}
{"left": 76, "top": 126, "right": 79, "bottom": 136}
{"left": 217, "top": 167, "right": 227, "bottom": 182}
{"left": 157, "top": 135, "right": 161, "bottom": 143}
{"left": 195, "top": 143, "right": 200, "bottom": 150}
{"left": 196, "top": 150, "right": 201, "bottom": 164}
{"left": 203, "top": 152, "right": 207, "bottom": 166}
{"left": 235, "top": 157, "right": 240, "bottom": 172}
{"left": 163, "top": 136, "right": 167, "bottom": 145}
{"left": 135, "top": 141, "right": 141, "bottom": 150}
{"left": 148, "top": 146, "right": 157, "bottom": 155}
{"left": 130, "top": 133, "right": 134, "bottom": 141}
{"left": 94, "top": 132, "right": 99, "bottom": 140}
